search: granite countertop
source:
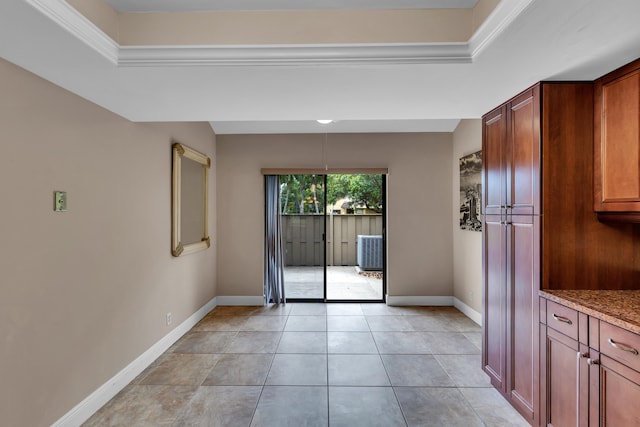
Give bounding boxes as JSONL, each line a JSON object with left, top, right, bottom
{"left": 540, "top": 289, "right": 640, "bottom": 335}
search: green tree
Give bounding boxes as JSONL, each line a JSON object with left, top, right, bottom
{"left": 326, "top": 174, "right": 350, "bottom": 207}
{"left": 327, "top": 174, "right": 383, "bottom": 213}
{"left": 279, "top": 174, "right": 325, "bottom": 214}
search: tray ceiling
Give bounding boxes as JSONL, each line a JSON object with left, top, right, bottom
{"left": 1, "top": 0, "right": 639, "bottom": 134}
{"left": 106, "top": 0, "right": 480, "bottom": 12}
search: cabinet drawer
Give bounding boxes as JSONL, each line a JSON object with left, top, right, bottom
{"left": 600, "top": 322, "right": 640, "bottom": 372}
{"left": 546, "top": 301, "right": 578, "bottom": 340}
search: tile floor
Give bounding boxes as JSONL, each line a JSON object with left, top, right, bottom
{"left": 84, "top": 304, "right": 529, "bottom": 427}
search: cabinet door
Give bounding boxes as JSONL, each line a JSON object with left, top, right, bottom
{"left": 544, "top": 327, "right": 586, "bottom": 427}
{"left": 483, "top": 106, "right": 508, "bottom": 216}
{"left": 599, "top": 355, "right": 640, "bottom": 426}
{"left": 594, "top": 60, "right": 640, "bottom": 215}
{"left": 507, "top": 215, "right": 540, "bottom": 422}
{"left": 483, "top": 214, "right": 507, "bottom": 391}
{"left": 508, "top": 86, "right": 540, "bottom": 216}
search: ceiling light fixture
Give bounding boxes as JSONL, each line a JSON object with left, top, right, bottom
{"left": 316, "top": 119, "right": 333, "bottom": 124}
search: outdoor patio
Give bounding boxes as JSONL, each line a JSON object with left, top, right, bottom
{"left": 284, "top": 266, "right": 383, "bottom": 300}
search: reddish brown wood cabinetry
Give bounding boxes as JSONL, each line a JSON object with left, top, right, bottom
{"left": 483, "top": 83, "right": 594, "bottom": 426}
{"left": 598, "top": 322, "right": 640, "bottom": 426}
{"left": 542, "top": 329, "right": 589, "bottom": 427}
{"left": 599, "top": 356, "right": 640, "bottom": 426}
{"left": 594, "top": 58, "right": 640, "bottom": 221}
{"left": 482, "top": 85, "right": 540, "bottom": 425}
{"left": 540, "top": 296, "right": 640, "bottom": 426}
{"left": 540, "top": 299, "right": 591, "bottom": 427}
{"left": 482, "top": 87, "right": 540, "bottom": 217}
{"left": 482, "top": 214, "right": 507, "bottom": 391}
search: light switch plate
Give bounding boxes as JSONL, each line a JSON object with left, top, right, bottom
{"left": 54, "top": 191, "right": 67, "bottom": 212}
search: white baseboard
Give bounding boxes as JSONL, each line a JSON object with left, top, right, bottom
{"left": 386, "top": 295, "right": 454, "bottom": 306}
{"left": 52, "top": 297, "right": 218, "bottom": 427}
{"left": 216, "top": 295, "right": 264, "bottom": 306}
{"left": 453, "top": 297, "right": 482, "bottom": 326}
{"left": 385, "top": 295, "right": 482, "bottom": 326}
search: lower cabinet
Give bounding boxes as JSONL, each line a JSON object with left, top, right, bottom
{"left": 540, "top": 296, "right": 640, "bottom": 426}
{"left": 540, "top": 299, "right": 589, "bottom": 427}
{"left": 483, "top": 215, "right": 539, "bottom": 424}
{"left": 599, "top": 356, "right": 640, "bottom": 426}
{"left": 541, "top": 328, "right": 589, "bottom": 427}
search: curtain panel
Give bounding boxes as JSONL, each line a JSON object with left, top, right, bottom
{"left": 264, "top": 175, "right": 286, "bottom": 304}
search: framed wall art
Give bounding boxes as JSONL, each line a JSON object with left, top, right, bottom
{"left": 459, "top": 150, "right": 482, "bottom": 232}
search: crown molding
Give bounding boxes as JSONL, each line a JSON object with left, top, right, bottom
{"left": 468, "top": 0, "right": 535, "bottom": 57}
{"left": 118, "top": 43, "right": 472, "bottom": 66}
{"left": 27, "top": 0, "right": 530, "bottom": 67}
{"left": 25, "top": 0, "right": 119, "bottom": 63}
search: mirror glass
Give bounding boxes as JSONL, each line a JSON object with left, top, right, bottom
{"left": 172, "top": 142, "right": 211, "bottom": 257}
{"left": 181, "top": 156, "right": 205, "bottom": 244}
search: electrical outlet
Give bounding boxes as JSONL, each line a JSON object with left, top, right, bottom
{"left": 469, "top": 291, "right": 474, "bottom": 302}
{"left": 166, "top": 312, "right": 172, "bottom": 326}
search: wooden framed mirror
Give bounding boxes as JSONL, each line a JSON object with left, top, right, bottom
{"left": 172, "top": 142, "right": 211, "bottom": 257}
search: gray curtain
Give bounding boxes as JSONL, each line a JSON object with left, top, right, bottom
{"left": 265, "top": 175, "right": 286, "bottom": 304}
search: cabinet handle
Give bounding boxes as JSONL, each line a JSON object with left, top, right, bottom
{"left": 552, "top": 313, "right": 573, "bottom": 325}
{"left": 587, "top": 358, "right": 600, "bottom": 366}
{"left": 608, "top": 338, "right": 639, "bottom": 356}
{"left": 577, "top": 351, "right": 588, "bottom": 359}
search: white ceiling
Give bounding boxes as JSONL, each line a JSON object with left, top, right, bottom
{"left": 1, "top": 0, "right": 640, "bottom": 134}
{"left": 106, "top": 0, "right": 479, "bottom": 12}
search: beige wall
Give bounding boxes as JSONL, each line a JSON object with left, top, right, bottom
{"left": 66, "top": 0, "right": 120, "bottom": 41}
{"left": 472, "top": 0, "right": 501, "bottom": 34}
{"left": 63, "top": 1, "right": 504, "bottom": 47}
{"left": 216, "top": 133, "right": 453, "bottom": 299}
{"left": 0, "top": 58, "right": 217, "bottom": 427}
{"left": 119, "top": 10, "right": 471, "bottom": 45}
{"left": 452, "top": 119, "right": 483, "bottom": 313}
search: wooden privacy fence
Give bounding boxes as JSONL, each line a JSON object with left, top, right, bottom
{"left": 281, "top": 214, "right": 382, "bottom": 266}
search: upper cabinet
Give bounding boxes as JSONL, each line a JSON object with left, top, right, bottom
{"left": 594, "top": 58, "right": 640, "bottom": 221}
{"left": 482, "top": 86, "right": 541, "bottom": 217}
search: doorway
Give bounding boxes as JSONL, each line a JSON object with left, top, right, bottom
{"left": 277, "top": 173, "right": 386, "bottom": 302}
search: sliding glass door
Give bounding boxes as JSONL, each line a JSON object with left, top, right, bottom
{"left": 275, "top": 173, "right": 385, "bottom": 302}
{"left": 280, "top": 174, "right": 326, "bottom": 300}
{"left": 325, "top": 174, "right": 385, "bottom": 301}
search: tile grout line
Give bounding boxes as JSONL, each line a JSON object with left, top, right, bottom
{"left": 377, "top": 331, "right": 410, "bottom": 427}
{"left": 326, "top": 310, "right": 330, "bottom": 426}
{"left": 247, "top": 308, "right": 287, "bottom": 427}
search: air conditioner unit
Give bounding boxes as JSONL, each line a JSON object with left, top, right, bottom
{"left": 357, "top": 235, "right": 383, "bottom": 270}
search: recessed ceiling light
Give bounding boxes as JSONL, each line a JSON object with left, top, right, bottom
{"left": 316, "top": 119, "right": 333, "bottom": 124}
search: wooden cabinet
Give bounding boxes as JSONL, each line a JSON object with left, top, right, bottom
{"left": 599, "top": 356, "right": 640, "bottom": 426}
{"left": 598, "top": 322, "right": 640, "bottom": 426}
{"left": 540, "top": 299, "right": 591, "bottom": 427}
{"left": 482, "top": 87, "right": 540, "bottom": 217}
{"left": 594, "top": 58, "right": 640, "bottom": 221}
{"left": 482, "top": 214, "right": 507, "bottom": 390}
{"left": 508, "top": 214, "right": 539, "bottom": 417}
{"left": 542, "top": 328, "right": 589, "bottom": 427}
{"left": 540, "top": 296, "right": 640, "bottom": 426}
{"left": 482, "top": 84, "right": 540, "bottom": 425}
{"left": 483, "top": 83, "right": 595, "bottom": 425}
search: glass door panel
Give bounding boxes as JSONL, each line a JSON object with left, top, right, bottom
{"left": 280, "top": 174, "right": 326, "bottom": 301}
{"left": 325, "top": 174, "right": 385, "bottom": 301}
{"left": 276, "top": 173, "right": 386, "bottom": 302}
